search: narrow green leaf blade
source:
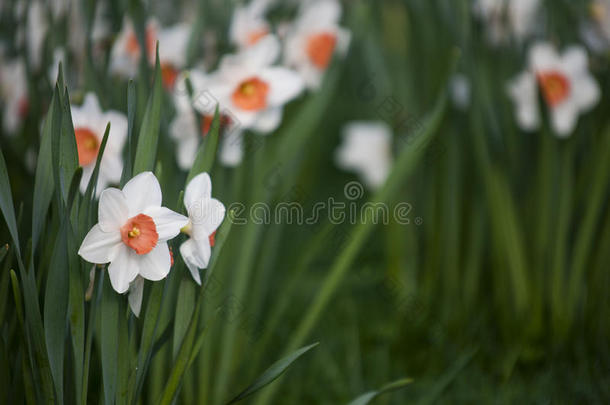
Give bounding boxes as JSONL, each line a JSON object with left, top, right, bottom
{"left": 133, "top": 44, "right": 163, "bottom": 175}
{"left": 346, "top": 378, "right": 413, "bottom": 405}
{"left": 225, "top": 342, "right": 319, "bottom": 405}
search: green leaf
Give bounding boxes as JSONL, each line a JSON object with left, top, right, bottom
{"left": 187, "top": 106, "right": 220, "bottom": 182}
{"left": 225, "top": 342, "right": 319, "bottom": 405}
{"left": 120, "top": 81, "right": 137, "bottom": 186}
{"left": 133, "top": 43, "right": 163, "bottom": 176}
{"left": 32, "top": 89, "right": 60, "bottom": 254}
{"left": 157, "top": 305, "right": 201, "bottom": 405}
{"left": 100, "top": 272, "right": 120, "bottom": 405}
{"left": 132, "top": 280, "right": 165, "bottom": 403}
{"left": 59, "top": 87, "right": 79, "bottom": 202}
{"left": 172, "top": 278, "right": 196, "bottom": 360}
{"left": 0, "top": 149, "right": 20, "bottom": 258}
{"left": 44, "top": 221, "right": 70, "bottom": 402}
{"left": 346, "top": 378, "right": 413, "bottom": 405}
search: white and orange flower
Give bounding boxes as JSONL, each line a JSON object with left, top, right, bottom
{"left": 473, "top": 0, "right": 540, "bottom": 45}
{"left": 170, "top": 70, "right": 241, "bottom": 169}
{"left": 335, "top": 122, "right": 393, "bottom": 190}
{"left": 200, "top": 35, "right": 304, "bottom": 134}
{"left": 110, "top": 18, "right": 189, "bottom": 89}
{"left": 71, "top": 93, "right": 127, "bottom": 193}
{"left": 179, "top": 173, "right": 226, "bottom": 285}
{"left": 0, "top": 58, "right": 28, "bottom": 134}
{"left": 283, "top": 0, "right": 350, "bottom": 89}
{"left": 507, "top": 42, "right": 600, "bottom": 137}
{"left": 229, "top": 0, "right": 272, "bottom": 48}
{"left": 78, "top": 172, "right": 188, "bottom": 296}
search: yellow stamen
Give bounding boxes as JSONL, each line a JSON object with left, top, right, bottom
{"left": 241, "top": 83, "right": 255, "bottom": 96}
{"left": 180, "top": 222, "right": 192, "bottom": 236}
{"left": 128, "top": 227, "right": 140, "bottom": 238}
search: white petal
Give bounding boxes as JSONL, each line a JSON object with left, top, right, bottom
{"left": 137, "top": 241, "right": 172, "bottom": 281}
{"left": 122, "top": 171, "right": 162, "bottom": 215}
{"left": 571, "top": 75, "right": 600, "bottom": 111}
{"left": 261, "top": 67, "right": 304, "bottom": 106}
{"left": 128, "top": 277, "right": 144, "bottom": 317}
{"left": 244, "top": 35, "right": 280, "bottom": 69}
{"left": 529, "top": 42, "right": 559, "bottom": 71}
{"left": 81, "top": 93, "right": 103, "bottom": 117}
{"left": 78, "top": 224, "right": 122, "bottom": 264}
{"left": 184, "top": 172, "right": 212, "bottom": 209}
{"left": 562, "top": 46, "right": 588, "bottom": 75}
{"left": 189, "top": 198, "right": 226, "bottom": 236}
{"left": 107, "top": 245, "right": 140, "bottom": 293}
{"left": 98, "top": 188, "right": 128, "bottom": 232}
{"left": 180, "top": 239, "right": 204, "bottom": 285}
{"left": 551, "top": 101, "right": 578, "bottom": 137}
{"left": 104, "top": 110, "right": 128, "bottom": 151}
{"left": 252, "top": 107, "right": 282, "bottom": 133}
{"left": 220, "top": 130, "right": 244, "bottom": 167}
{"left": 142, "top": 206, "right": 189, "bottom": 242}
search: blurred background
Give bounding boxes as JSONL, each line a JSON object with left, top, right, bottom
{"left": 1, "top": 0, "right": 609, "bottom": 403}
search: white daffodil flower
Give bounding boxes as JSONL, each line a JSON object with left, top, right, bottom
{"left": 335, "top": 122, "right": 393, "bottom": 190}
{"left": 473, "top": 0, "right": 540, "bottom": 45}
{"left": 507, "top": 42, "right": 600, "bottom": 137}
{"left": 200, "top": 35, "right": 304, "bottom": 134}
{"left": 78, "top": 172, "right": 189, "bottom": 296}
{"left": 283, "top": 0, "right": 350, "bottom": 89}
{"left": 110, "top": 18, "right": 189, "bottom": 89}
{"left": 71, "top": 93, "right": 127, "bottom": 194}
{"left": 229, "top": 0, "right": 272, "bottom": 49}
{"left": 0, "top": 58, "right": 28, "bottom": 134}
{"left": 180, "top": 173, "right": 226, "bottom": 285}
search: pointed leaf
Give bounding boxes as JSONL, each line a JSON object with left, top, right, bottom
{"left": 225, "top": 342, "right": 319, "bottom": 404}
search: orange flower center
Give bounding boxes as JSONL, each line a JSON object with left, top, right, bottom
{"left": 247, "top": 29, "right": 268, "bottom": 45}
{"left": 231, "top": 77, "right": 270, "bottom": 111}
{"left": 161, "top": 63, "right": 179, "bottom": 89}
{"left": 537, "top": 71, "right": 571, "bottom": 107}
{"left": 120, "top": 214, "right": 158, "bottom": 255}
{"left": 74, "top": 128, "right": 100, "bottom": 166}
{"left": 306, "top": 32, "right": 337, "bottom": 69}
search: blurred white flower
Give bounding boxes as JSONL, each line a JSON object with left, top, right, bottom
{"left": 201, "top": 35, "right": 303, "bottom": 134}
{"left": 110, "top": 18, "right": 157, "bottom": 78}
{"left": 283, "top": 0, "right": 350, "bottom": 89}
{"left": 229, "top": 0, "right": 272, "bottom": 48}
{"left": 507, "top": 42, "right": 600, "bottom": 137}
{"left": 335, "top": 122, "right": 393, "bottom": 190}
{"left": 71, "top": 93, "right": 127, "bottom": 193}
{"left": 78, "top": 172, "right": 188, "bottom": 296}
{"left": 0, "top": 58, "right": 28, "bottom": 134}
{"left": 473, "top": 0, "right": 541, "bottom": 45}
{"left": 110, "top": 18, "right": 189, "bottom": 88}
{"left": 170, "top": 70, "right": 239, "bottom": 169}
{"left": 180, "top": 173, "right": 226, "bottom": 285}
{"left": 26, "top": 0, "right": 49, "bottom": 71}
